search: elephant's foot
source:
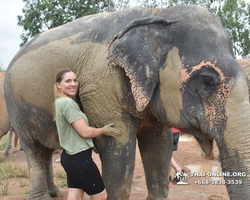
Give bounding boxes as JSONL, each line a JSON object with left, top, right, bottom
{"left": 48, "top": 184, "right": 59, "bottom": 197}
{"left": 146, "top": 194, "right": 168, "bottom": 200}
{"left": 201, "top": 151, "right": 214, "bottom": 160}
{"left": 28, "top": 184, "right": 58, "bottom": 200}
{"left": 28, "top": 192, "right": 53, "bottom": 200}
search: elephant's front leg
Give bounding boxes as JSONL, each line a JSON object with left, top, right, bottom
{"left": 95, "top": 128, "right": 137, "bottom": 200}
{"left": 137, "top": 127, "right": 172, "bottom": 200}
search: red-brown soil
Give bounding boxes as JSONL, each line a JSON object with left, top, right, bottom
{"left": 0, "top": 135, "right": 230, "bottom": 200}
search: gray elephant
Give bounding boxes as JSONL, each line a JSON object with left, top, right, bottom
{"left": 0, "top": 71, "right": 10, "bottom": 140}
{"left": 238, "top": 58, "right": 250, "bottom": 98}
{"left": 0, "top": 71, "right": 16, "bottom": 157}
{"left": 4, "top": 5, "right": 250, "bottom": 200}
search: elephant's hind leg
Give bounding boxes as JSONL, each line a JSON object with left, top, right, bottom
{"left": 45, "top": 148, "right": 59, "bottom": 197}
{"left": 26, "top": 144, "right": 55, "bottom": 200}
{"left": 137, "top": 127, "right": 172, "bottom": 200}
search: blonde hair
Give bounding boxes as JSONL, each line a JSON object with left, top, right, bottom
{"left": 52, "top": 68, "right": 74, "bottom": 120}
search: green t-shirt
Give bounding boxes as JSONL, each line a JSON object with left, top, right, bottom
{"left": 55, "top": 97, "right": 94, "bottom": 155}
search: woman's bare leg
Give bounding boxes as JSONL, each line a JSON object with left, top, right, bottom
{"left": 13, "top": 131, "right": 18, "bottom": 150}
{"left": 67, "top": 188, "right": 84, "bottom": 200}
{"left": 90, "top": 189, "right": 107, "bottom": 200}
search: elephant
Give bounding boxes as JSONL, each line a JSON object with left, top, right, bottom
{"left": 0, "top": 71, "right": 16, "bottom": 157}
{"left": 0, "top": 71, "right": 10, "bottom": 140}
{"left": 4, "top": 4, "right": 250, "bottom": 200}
{"left": 238, "top": 58, "right": 250, "bottom": 98}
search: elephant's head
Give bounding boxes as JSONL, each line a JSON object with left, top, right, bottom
{"left": 108, "top": 5, "right": 250, "bottom": 199}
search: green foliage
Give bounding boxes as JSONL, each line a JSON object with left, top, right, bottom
{"left": 0, "top": 158, "right": 4, "bottom": 164}
{"left": 55, "top": 171, "right": 67, "bottom": 187}
{"left": 55, "top": 171, "right": 67, "bottom": 180}
{"left": 135, "top": 0, "right": 250, "bottom": 58}
{"left": 0, "top": 133, "right": 9, "bottom": 151}
{"left": 18, "top": 0, "right": 249, "bottom": 57}
{"left": 18, "top": 0, "right": 114, "bottom": 46}
{"left": 0, "top": 178, "right": 9, "bottom": 196}
{"left": 0, "top": 163, "right": 28, "bottom": 179}
{"left": 217, "top": 0, "right": 250, "bottom": 58}
{"left": 0, "top": 163, "right": 29, "bottom": 196}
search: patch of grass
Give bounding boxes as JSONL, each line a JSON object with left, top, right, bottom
{"left": 56, "top": 171, "right": 67, "bottom": 180}
{"left": 0, "top": 178, "right": 9, "bottom": 197}
{"left": 0, "top": 163, "right": 28, "bottom": 179}
{"left": 0, "top": 157, "right": 5, "bottom": 164}
{"left": 0, "top": 164, "right": 10, "bottom": 196}
{"left": 12, "top": 165, "right": 28, "bottom": 178}
{"left": 0, "top": 133, "right": 9, "bottom": 150}
{"left": 25, "top": 189, "right": 29, "bottom": 195}
{"left": 135, "top": 175, "right": 142, "bottom": 179}
{"left": 0, "top": 163, "right": 29, "bottom": 196}
{"left": 19, "top": 179, "right": 29, "bottom": 187}
{"left": 55, "top": 171, "right": 67, "bottom": 187}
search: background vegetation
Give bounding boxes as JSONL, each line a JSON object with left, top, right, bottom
{"left": 0, "top": 134, "right": 66, "bottom": 197}
{"left": 17, "top": 0, "right": 250, "bottom": 58}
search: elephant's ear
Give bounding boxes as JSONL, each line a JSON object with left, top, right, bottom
{"left": 108, "top": 17, "right": 176, "bottom": 112}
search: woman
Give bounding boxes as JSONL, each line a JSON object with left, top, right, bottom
{"left": 53, "top": 68, "right": 120, "bottom": 200}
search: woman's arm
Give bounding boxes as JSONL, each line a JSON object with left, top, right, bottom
{"left": 72, "top": 119, "right": 121, "bottom": 138}
{"left": 71, "top": 118, "right": 105, "bottom": 138}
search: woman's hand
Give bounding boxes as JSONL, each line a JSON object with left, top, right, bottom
{"left": 103, "top": 123, "right": 121, "bottom": 138}
{"left": 72, "top": 119, "right": 121, "bottom": 138}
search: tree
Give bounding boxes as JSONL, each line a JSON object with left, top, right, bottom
{"left": 114, "top": 0, "right": 249, "bottom": 58}
{"left": 18, "top": 0, "right": 249, "bottom": 58}
{"left": 17, "top": 0, "right": 114, "bottom": 46}
{"left": 217, "top": 0, "right": 250, "bottom": 58}
{"left": 136, "top": 0, "right": 250, "bottom": 58}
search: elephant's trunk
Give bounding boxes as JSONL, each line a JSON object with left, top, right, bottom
{"left": 217, "top": 76, "right": 250, "bottom": 199}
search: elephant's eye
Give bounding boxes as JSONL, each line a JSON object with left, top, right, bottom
{"left": 203, "top": 76, "right": 215, "bottom": 91}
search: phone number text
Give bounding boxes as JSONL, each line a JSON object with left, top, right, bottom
{"left": 194, "top": 180, "right": 243, "bottom": 185}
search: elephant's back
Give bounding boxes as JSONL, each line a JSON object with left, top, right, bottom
{"left": 12, "top": 8, "right": 155, "bottom": 59}
{"left": 4, "top": 9, "right": 155, "bottom": 109}
{"left": 238, "top": 59, "right": 250, "bottom": 97}
{"left": 238, "top": 59, "right": 250, "bottom": 70}
{"left": 238, "top": 58, "right": 250, "bottom": 82}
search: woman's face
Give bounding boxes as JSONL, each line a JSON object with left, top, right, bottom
{"left": 56, "top": 72, "right": 78, "bottom": 97}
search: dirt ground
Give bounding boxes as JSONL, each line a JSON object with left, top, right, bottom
{"left": 0, "top": 135, "right": 230, "bottom": 200}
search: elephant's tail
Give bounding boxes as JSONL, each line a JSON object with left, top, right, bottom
{"left": 4, "top": 125, "right": 13, "bottom": 157}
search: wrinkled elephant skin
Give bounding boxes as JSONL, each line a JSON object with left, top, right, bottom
{"left": 199, "top": 58, "right": 250, "bottom": 159}
{"left": 4, "top": 5, "right": 250, "bottom": 200}
{"left": 0, "top": 71, "right": 10, "bottom": 139}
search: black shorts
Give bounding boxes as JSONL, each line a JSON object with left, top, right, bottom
{"left": 61, "top": 148, "right": 105, "bottom": 195}
{"left": 172, "top": 132, "right": 180, "bottom": 151}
